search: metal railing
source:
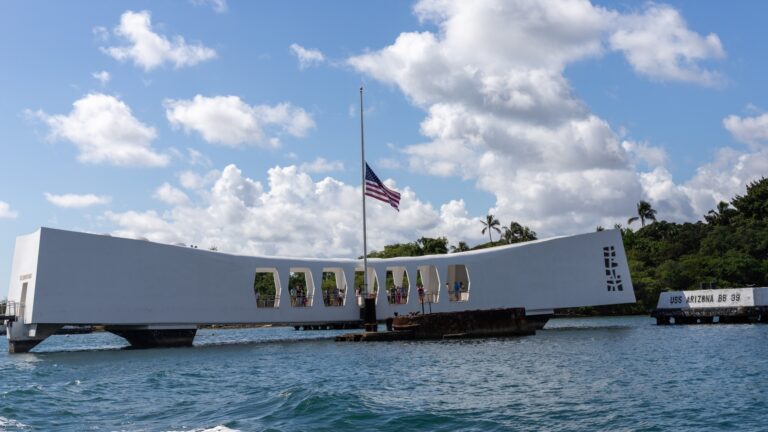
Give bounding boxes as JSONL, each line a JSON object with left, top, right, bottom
{"left": 387, "top": 292, "right": 409, "bottom": 305}
{"left": 0, "top": 301, "right": 19, "bottom": 322}
{"left": 252, "top": 291, "right": 456, "bottom": 308}
{"left": 353, "top": 291, "right": 443, "bottom": 306}
{"left": 322, "top": 292, "right": 345, "bottom": 307}
{"left": 1, "top": 301, "right": 17, "bottom": 315}
{"left": 256, "top": 295, "right": 280, "bottom": 308}
{"left": 420, "top": 292, "right": 439, "bottom": 303}
{"left": 448, "top": 291, "right": 469, "bottom": 302}
{"left": 289, "top": 295, "right": 313, "bottom": 307}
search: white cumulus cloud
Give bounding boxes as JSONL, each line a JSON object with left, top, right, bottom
{"left": 44, "top": 193, "right": 112, "bottom": 208}
{"left": 105, "top": 164, "right": 487, "bottom": 257}
{"left": 102, "top": 10, "right": 216, "bottom": 71}
{"left": 683, "top": 147, "right": 768, "bottom": 216}
{"left": 190, "top": 0, "right": 227, "bottom": 13}
{"left": 348, "top": 0, "right": 734, "bottom": 234}
{"left": 723, "top": 113, "right": 768, "bottom": 149}
{"left": 164, "top": 95, "right": 315, "bottom": 147}
{"left": 186, "top": 148, "right": 212, "bottom": 167}
{"left": 178, "top": 169, "right": 220, "bottom": 190}
{"left": 299, "top": 157, "right": 344, "bottom": 173}
{"left": 153, "top": 183, "right": 190, "bottom": 205}
{"left": 29, "top": 93, "right": 169, "bottom": 167}
{"left": 656, "top": 112, "right": 768, "bottom": 216}
{"left": 622, "top": 140, "right": 668, "bottom": 168}
{"left": 610, "top": 4, "right": 725, "bottom": 86}
{"left": 289, "top": 43, "right": 326, "bottom": 69}
{"left": 105, "top": 210, "right": 181, "bottom": 245}
{"left": 0, "top": 201, "right": 18, "bottom": 219}
{"left": 92, "top": 70, "right": 111, "bottom": 86}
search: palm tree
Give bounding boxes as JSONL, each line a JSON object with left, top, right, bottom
{"left": 704, "top": 201, "right": 734, "bottom": 225}
{"left": 627, "top": 200, "right": 657, "bottom": 227}
{"left": 480, "top": 214, "right": 501, "bottom": 244}
{"left": 450, "top": 241, "right": 470, "bottom": 253}
{"left": 502, "top": 221, "right": 537, "bottom": 244}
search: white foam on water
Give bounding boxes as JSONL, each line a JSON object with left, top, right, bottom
{"left": 166, "top": 426, "right": 240, "bottom": 432}
{"left": 0, "top": 416, "right": 29, "bottom": 430}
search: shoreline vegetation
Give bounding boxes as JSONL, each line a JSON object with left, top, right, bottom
{"left": 360, "top": 177, "right": 768, "bottom": 317}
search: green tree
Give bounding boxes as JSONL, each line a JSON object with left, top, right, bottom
{"left": 628, "top": 200, "right": 657, "bottom": 227}
{"left": 704, "top": 201, "right": 736, "bottom": 225}
{"left": 367, "top": 242, "right": 421, "bottom": 258}
{"left": 450, "top": 241, "right": 470, "bottom": 253}
{"left": 731, "top": 177, "right": 768, "bottom": 220}
{"left": 502, "top": 221, "right": 538, "bottom": 244}
{"left": 416, "top": 236, "right": 449, "bottom": 255}
{"left": 480, "top": 214, "right": 501, "bottom": 244}
{"left": 253, "top": 272, "right": 277, "bottom": 297}
{"left": 321, "top": 272, "right": 338, "bottom": 296}
{"left": 354, "top": 271, "right": 378, "bottom": 293}
{"left": 367, "top": 237, "right": 448, "bottom": 258}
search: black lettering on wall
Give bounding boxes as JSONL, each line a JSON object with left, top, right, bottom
{"left": 603, "top": 246, "right": 623, "bottom": 291}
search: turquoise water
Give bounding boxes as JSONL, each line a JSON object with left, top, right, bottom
{"left": 1, "top": 316, "right": 766, "bottom": 431}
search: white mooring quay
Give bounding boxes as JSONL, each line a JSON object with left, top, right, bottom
{"left": 3, "top": 227, "right": 635, "bottom": 352}
{"left": 652, "top": 287, "right": 768, "bottom": 325}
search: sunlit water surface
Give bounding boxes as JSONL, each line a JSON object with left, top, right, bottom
{"left": 1, "top": 316, "right": 766, "bottom": 431}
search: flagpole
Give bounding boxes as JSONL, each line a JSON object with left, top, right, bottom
{"left": 360, "top": 87, "right": 369, "bottom": 297}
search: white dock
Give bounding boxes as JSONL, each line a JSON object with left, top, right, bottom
{"left": 652, "top": 288, "right": 768, "bottom": 324}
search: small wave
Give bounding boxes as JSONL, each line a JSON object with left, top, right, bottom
{"left": 166, "top": 426, "right": 240, "bottom": 432}
{"left": 0, "top": 416, "right": 29, "bottom": 429}
{"left": 1, "top": 384, "right": 44, "bottom": 398}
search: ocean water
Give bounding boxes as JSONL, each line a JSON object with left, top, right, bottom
{"left": 1, "top": 316, "right": 766, "bottom": 431}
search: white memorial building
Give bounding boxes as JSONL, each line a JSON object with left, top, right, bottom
{"left": 4, "top": 227, "right": 635, "bottom": 352}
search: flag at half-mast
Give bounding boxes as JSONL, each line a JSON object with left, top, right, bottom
{"left": 365, "top": 163, "right": 401, "bottom": 211}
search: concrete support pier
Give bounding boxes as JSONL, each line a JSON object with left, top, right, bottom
{"left": 526, "top": 313, "right": 553, "bottom": 330}
{"left": 107, "top": 326, "right": 197, "bottom": 349}
{"left": 6, "top": 322, "right": 62, "bottom": 353}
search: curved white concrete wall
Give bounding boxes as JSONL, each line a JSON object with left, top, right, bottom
{"left": 5, "top": 227, "right": 635, "bottom": 325}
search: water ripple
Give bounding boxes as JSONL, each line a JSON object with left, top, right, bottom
{"left": 0, "top": 318, "right": 767, "bottom": 430}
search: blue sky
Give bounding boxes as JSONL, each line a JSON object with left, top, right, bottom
{"left": 2, "top": 0, "right": 768, "bottom": 291}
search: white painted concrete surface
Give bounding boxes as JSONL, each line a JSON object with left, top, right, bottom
{"left": 657, "top": 288, "right": 768, "bottom": 309}
{"left": 5, "top": 227, "right": 635, "bottom": 327}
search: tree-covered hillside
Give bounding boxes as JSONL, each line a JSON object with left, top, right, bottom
{"left": 620, "top": 177, "right": 768, "bottom": 312}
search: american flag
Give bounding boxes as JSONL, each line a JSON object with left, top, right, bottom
{"left": 365, "top": 163, "right": 401, "bottom": 211}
